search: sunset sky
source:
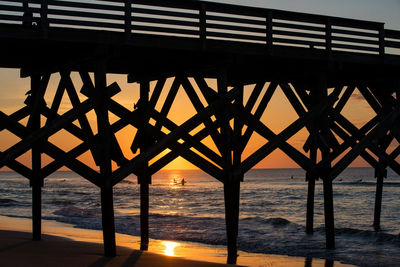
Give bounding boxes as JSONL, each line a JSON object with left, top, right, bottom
{"left": 0, "top": 0, "right": 399, "bottom": 171}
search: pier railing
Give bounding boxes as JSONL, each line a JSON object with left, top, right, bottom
{"left": 0, "top": 0, "right": 400, "bottom": 56}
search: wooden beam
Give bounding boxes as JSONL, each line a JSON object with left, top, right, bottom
{"left": 240, "top": 82, "right": 277, "bottom": 153}
{"left": 329, "top": 108, "right": 399, "bottom": 180}
{"left": 111, "top": 88, "right": 238, "bottom": 185}
{"left": 0, "top": 109, "right": 101, "bottom": 186}
{"left": 334, "top": 86, "right": 355, "bottom": 113}
{"left": 107, "top": 98, "right": 224, "bottom": 179}
{"left": 0, "top": 98, "right": 95, "bottom": 168}
{"left": 150, "top": 108, "right": 223, "bottom": 167}
{"left": 62, "top": 71, "right": 101, "bottom": 165}
{"left": 237, "top": 97, "right": 328, "bottom": 174}
{"left": 181, "top": 75, "right": 223, "bottom": 155}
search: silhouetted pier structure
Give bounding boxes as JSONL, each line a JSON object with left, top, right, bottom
{"left": 1, "top": 0, "right": 400, "bottom": 264}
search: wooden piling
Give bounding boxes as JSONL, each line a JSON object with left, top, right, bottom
{"left": 306, "top": 144, "right": 317, "bottom": 234}
{"left": 140, "top": 174, "right": 150, "bottom": 250}
{"left": 100, "top": 181, "right": 116, "bottom": 257}
{"left": 323, "top": 179, "right": 335, "bottom": 249}
{"left": 224, "top": 180, "right": 240, "bottom": 264}
{"left": 95, "top": 65, "right": 116, "bottom": 257}
{"left": 139, "top": 80, "right": 151, "bottom": 251}
{"left": 218, "top": 69, "right": 241, "bottom": 264}
{"left": 319, "top": 75, "right": 335, "bottom": 249}
{"left": 306, "top": 172, "right": 316, "bottom": 234}
{"left": 373, "top": 167, "right": 386, "bottom": 231}
{"left": 32, "top": 145, "right": 41, "bottom": 241}
{"left": 29, "top": 74, "right": 43, "bottom": 241}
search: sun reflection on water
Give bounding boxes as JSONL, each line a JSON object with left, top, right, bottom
{"left": 162, "top": 241, "right": 179, "bottom": 256}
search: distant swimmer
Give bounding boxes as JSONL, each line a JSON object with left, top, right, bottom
{"left": 181, "top": 178, "right": 185, "bottom": 186}
{"left": 291, "top": 175, "right": 294, "bottom": 179}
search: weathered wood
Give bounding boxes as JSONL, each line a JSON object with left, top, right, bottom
{"left": 233, "top": 85, "right": 244, "bottom": 181}
{"left": 0, "top": 98, "right": 94, "bottom": 168}
{"left": 323, "top": 179, "right": 335, "bottom": 249}
{"left": 191, "top": 75, "right": 223, "bottom": 152}
{"left": 306, "top": 169, "right": 316, "bottom": 234}
{"left": 95, "top": 65, "right": 116, "bottom": 257}
{"left": 181, "top": 75, "right": 223, "bottom": 159}
{"left": 131, "top": 76, "right": 179, "bottom": 154}
{"left": 150, "top": 107, "right": 223, "bottom": 167}
{"left": 40, "top": 0, "right": 48, "bottom": 36}
{"left": 326, "top": 18, "right": 332, "bottom": 53}
{"left": 138, "top": 80, "right": 150, "bottom": 251}
{"left": 224, "top": 179, "right": 240, "bottom": 265}
{"left": 0, "top": 108, "right": 101, "bottom": 185}
{"left": 240, "top": 82, "right": 277, "bottom": 153}
{"left": 334, "top": 86, "right": 355, "bottom": 113}
{"left": 306, "top": 84, "right": 318, "bottom": 234}
{"left": 218, "top": 69, "right": 239, "bottom": 265}
{"left": 192, "top": 76, "right": 218, "bottom": 104}
{"left": 108, "top": 96, "right": 224, "bottom": 181}
{"left": 124, "top": 0, "right": 132, "bottom": 37}
{"left": 318, "top": 76, "right": 335, "bottom": 250}
{"left": 199, "top": 3, "right": 206, "bottom": 47}
{"left": 111, "top": 88, "right": 238, "bottom": 185}
{"left": 330, "top": 110, "right": 399, "bottom": 180}
{"left": 238, "top": 96, "right": 330, "bottom": 174}
{"left": 357, "top": 86, "right": 382, "bottom": 114}
{"left": 29, "top": 74, "right": 43, "bottom": 241}
{"left": 62, "top": 71, "right": 102, "bottom": 166}
{"left": 373, "top": 166, "right": 386, "bottom": 231}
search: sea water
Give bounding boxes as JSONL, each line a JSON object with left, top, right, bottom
{"left": 0, "top": 167, "right": 399, "bottom": 266}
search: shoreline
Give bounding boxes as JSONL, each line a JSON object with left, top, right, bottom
{"left": 0, "top": 215, "right": 355, "bottom": 267}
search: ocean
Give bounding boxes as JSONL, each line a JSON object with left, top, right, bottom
{"left": 0, "top": 167, "right": 399, "bottom": 266}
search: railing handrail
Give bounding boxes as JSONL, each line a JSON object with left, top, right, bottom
{"left": 0, "top": 0, "right": 399, "bottom": 57}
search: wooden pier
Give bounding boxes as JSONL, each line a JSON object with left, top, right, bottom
{"left": 0, "top": 0, "right": 400, "bottom": 264}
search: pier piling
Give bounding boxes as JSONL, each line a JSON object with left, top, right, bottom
{"left": 373, "top": 166, "right": 386, "bottom": 231}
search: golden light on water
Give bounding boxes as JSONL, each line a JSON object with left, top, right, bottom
{"left": 162, "top": 241, "right": 179, "bottom": 256}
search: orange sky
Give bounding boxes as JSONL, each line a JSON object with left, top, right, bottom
{"left": 0, "top": 68, "right": 383, "bottom": 172}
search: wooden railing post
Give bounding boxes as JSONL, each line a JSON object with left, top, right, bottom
{"left": 40, "top": 0, "right": 48, "bottom": 37}
{"left": 379, "top": 24, "right": 385, "bottom": 57}
{"left": 199, "top": 3, "right": 206, "bottom": 49}
{"left": 22, "top": 0, "right": 33, "bottom": 27}
{"left": 125, "top": 0, "right": 132, "bottom": 40}
{"left": 266, "top": 10, "right": 273, "bottom": 52}
{"left": 325, "top": 18, "right": 332, "bottom": 56}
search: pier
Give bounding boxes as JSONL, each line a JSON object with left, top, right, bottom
{"left": 0, "top": 0, "right": 400, "bottom": 264}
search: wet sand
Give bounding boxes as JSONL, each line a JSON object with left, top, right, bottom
{"left": 0, "top": 216, "right": 355, "bottom": 266}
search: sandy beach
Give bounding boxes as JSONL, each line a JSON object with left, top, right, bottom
{"left": 0, "top": 215, "right": 357, "bottom": 267}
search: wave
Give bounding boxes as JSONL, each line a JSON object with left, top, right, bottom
{"left": 0, "top": 198, "right": 21, "bottom": 207}
{"left": 337, "top": 182, "right": 400, "bottom": 187}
